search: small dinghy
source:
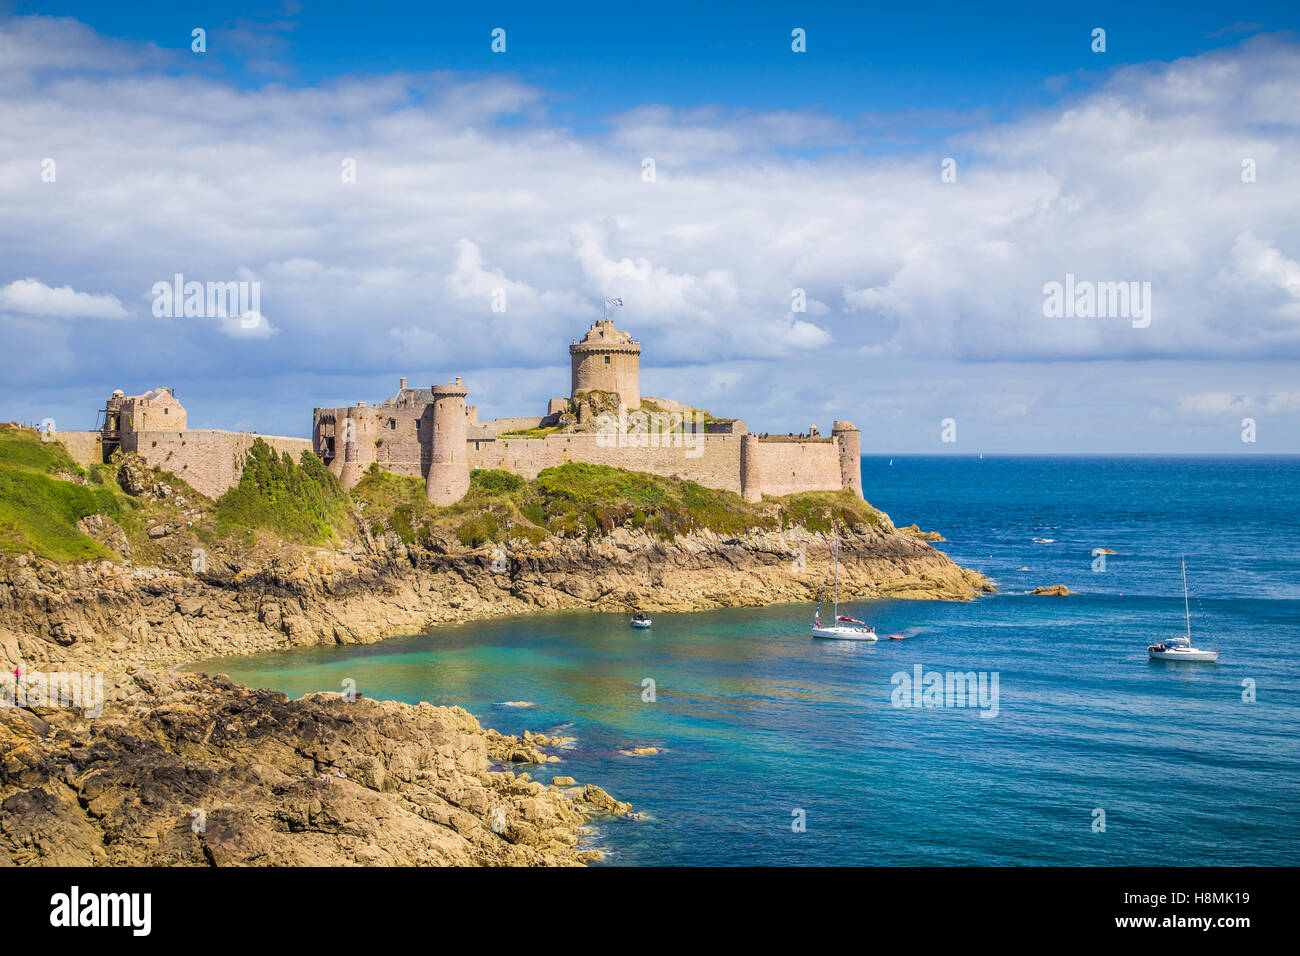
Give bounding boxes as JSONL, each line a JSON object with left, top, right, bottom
{"left": 630, "top": 612, "right": 652, "bottom": 629}
{"left": 888, "top": 633, "right": 906, "bottom": 640}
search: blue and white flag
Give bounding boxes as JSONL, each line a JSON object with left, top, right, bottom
{"left": 604, "top": 297, "right": 623, "bottom": 308}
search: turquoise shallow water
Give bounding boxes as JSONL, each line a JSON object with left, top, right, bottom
{"left": 194, "top": 456, "right": 1300, "bottom": 865}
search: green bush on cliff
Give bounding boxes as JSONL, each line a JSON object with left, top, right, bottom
{"left": 214, "top": 440, "right": 351, "bottom": 544}
{"left": 347, "top": 459, "right": 881, "bottom": 547}
{"left": 351, "top": 467, "right": 542, "bottom": 548}
{"left": 0, "top": 429, "right": 123, "bottom": 560}
{"left": 470, "top": 469, "right": 525, "bottom": 496}
{"left": 0, "top": 428, "right": 85, "bottom": 476}
{"left": 777, "top": 490, "right": 881, "bottom": 534}
{"left": 524, "top": 462, "right": 764, "bottom": 539}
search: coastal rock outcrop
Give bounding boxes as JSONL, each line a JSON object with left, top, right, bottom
{"left": 0, "top": 525, "right": 991, "bottom": 674}
{"left": 0, "top": 669, "right": 625, "bottom": 866}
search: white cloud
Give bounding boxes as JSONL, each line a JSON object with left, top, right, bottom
{"left": 782, "top": 319, "right": 832, "bottom": 349}
{"left": 1, "top": 16, "right": 1298, "bottom": 449}
{"left": 0, "top": 278, "right": 127, "bottom": 319}
{"left": 1177, "top": 392, "right": 1253, "bottom": 416}
{"left": 219, "top": 311, "right": 278, "bottom": 339}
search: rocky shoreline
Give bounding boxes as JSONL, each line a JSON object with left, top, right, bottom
{"left": 0, "top": 517, "right": 987, "bottom": 866}
{"left": 1, "top": 669, "right": 628, "bottom": 865}
{"left": 0, "top": 521, "right": 988, "bottom": 674}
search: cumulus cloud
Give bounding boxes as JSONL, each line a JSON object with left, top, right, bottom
{"left": 0, "top": 15, "right": 1297, "bottom": 449}
{"left": 218, "top": 311, "right": 278, "bottom": 340}
{"left": 0, "top": 278, "right": 127, "bottom": 319}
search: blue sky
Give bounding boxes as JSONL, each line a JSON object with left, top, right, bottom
{"left": 13, "top": 1, "right": 1292, "bottom": 117}
{"left": 2, "top": 2, "right": 1299, "bottom": 452}
{"left": 15, "top": 1, "right": 1294, "bottom": 127}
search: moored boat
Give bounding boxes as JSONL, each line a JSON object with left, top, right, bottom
{"left": 811, "top": 537, "right": 877, "bottom": 641}
{"left": 1147, "top": 558, "right": 1219, "bottom": 663}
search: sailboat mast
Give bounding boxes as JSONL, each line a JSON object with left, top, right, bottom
{"left": 832, "top": 537, "right": 839, "bottom": 617}
{"left": 1182, "top": 556, "right": 1191, "bottom": 639}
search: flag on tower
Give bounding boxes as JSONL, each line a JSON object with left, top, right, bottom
{"left": 604, "top": 297, "right": 623, "bottom": 308}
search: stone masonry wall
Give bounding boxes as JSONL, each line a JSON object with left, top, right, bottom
{"left": 55, "top": 431, "right": 104, "bottom": 468}
{"left": 742, "top": 438, "right": 844, "bottom": 499}
{"left": 125, "top": 430, "right": 312, "bottom": 499}
{"left": 469, "top": 433, "right": 744, "bottom": 493}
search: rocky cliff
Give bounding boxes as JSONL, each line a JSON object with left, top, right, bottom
{"left": 0, "top": 522, "right": 988, "bottom": 674}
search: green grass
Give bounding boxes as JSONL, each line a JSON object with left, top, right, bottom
{"left": 498, "top": 426, "right": 562, "bottom": 439}
{"left": 523, "top": 462, "right": 877, "bottom": 540}
{"left": 776, "top": 490, "right": 882, "bottom": 534}
{"left": 1, "top": 425, "right": 881, "bottom": 561}
{"left": 0, "top": 429, "right": 125, "bottom": 560}
{"left": 0, "top": 428, "right": 85, "bottom": 476}
{"left": 213, "top": 439, "right": 352, "bottom": 545}
{"left": 355, "top": 460, "right": 882, "bottom": 546}
{"left": 351, "top": 467, "right": 543, "bottom": 547}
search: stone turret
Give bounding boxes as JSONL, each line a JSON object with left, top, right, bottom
{"left": 426, "top": 378, "right": 470, "bottom": 505}
{"left": 337, "top": 403, "right": 373, "bottom": 490}
{"left": 832, "top": 421, "right": 862, "bottom": 498}
{"left": 570, "top": 319, "right": 641, "bottom": 410}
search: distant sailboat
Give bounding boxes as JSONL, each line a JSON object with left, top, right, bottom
{"left": 1148, "top": 558, "right": 1219, "bottom": 662}
{"left": 811, "top": 537, "right": 877, "bottom": 641}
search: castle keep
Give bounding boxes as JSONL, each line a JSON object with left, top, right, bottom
{"left": 313, "top": 319, "right": 862, "bottom": 504}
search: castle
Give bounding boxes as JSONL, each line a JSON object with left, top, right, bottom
{"left": 312, "top": 319, "right": 862, "bottom": 504}
{"left": 58, "top": 320, "right": 861, "bottom": 503}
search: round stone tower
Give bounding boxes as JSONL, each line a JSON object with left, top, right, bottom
{"left": 831, "top": 421, "right": 863, "bottom": 499}
{"left": 569, "top": 319, "right": 641, "bottom": 410}
{"left": 337, "top": 404, "right": 374, "bottom": 490}
{"left": 426, "top": 378, "right": 470, "bottom": 505}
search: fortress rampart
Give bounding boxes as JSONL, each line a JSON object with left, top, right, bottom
{"left": 77, "top": 320, "right": 861, "bottom": 506}
{"left": 85, "top": 387, "right": 310, "bottom": 500}
{"left": 123, "top": 429, "right": 311, "bottom": 499}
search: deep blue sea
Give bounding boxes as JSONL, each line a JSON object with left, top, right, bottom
{"left": 195, "top": 456, "right": 1300, "bottom": 865}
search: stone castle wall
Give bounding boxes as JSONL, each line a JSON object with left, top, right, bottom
{"left": 484, "top": 416, "right": 547, "bottom": 434}
{"left": 124, "top": 430, "right": 312, "bottom": 500}
{"left": 470, "top": 433, "right": 745, "bottom": 491}
{"left": 740, "top": 436, "right": 843, "bottom": 502}
{"left": 56, "top": 431, "right": 104, "bottom": 469}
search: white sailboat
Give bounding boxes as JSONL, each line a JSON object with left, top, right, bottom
{"left": 1148, "top": 558, "right": 1219, "bottom": 662}
{"left": 811, "top": 537, "right": 877, "bottom": 641}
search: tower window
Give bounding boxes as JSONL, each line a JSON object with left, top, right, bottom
{"left": 604, "top": 355, "right": 610, "bottom": 364}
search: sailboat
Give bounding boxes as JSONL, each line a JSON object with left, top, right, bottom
{"left": 811, "top": 537, "right": 877, "bottom": 641}
{"left": 1147, "top": 558, "right": 1219, "bottom": 662}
